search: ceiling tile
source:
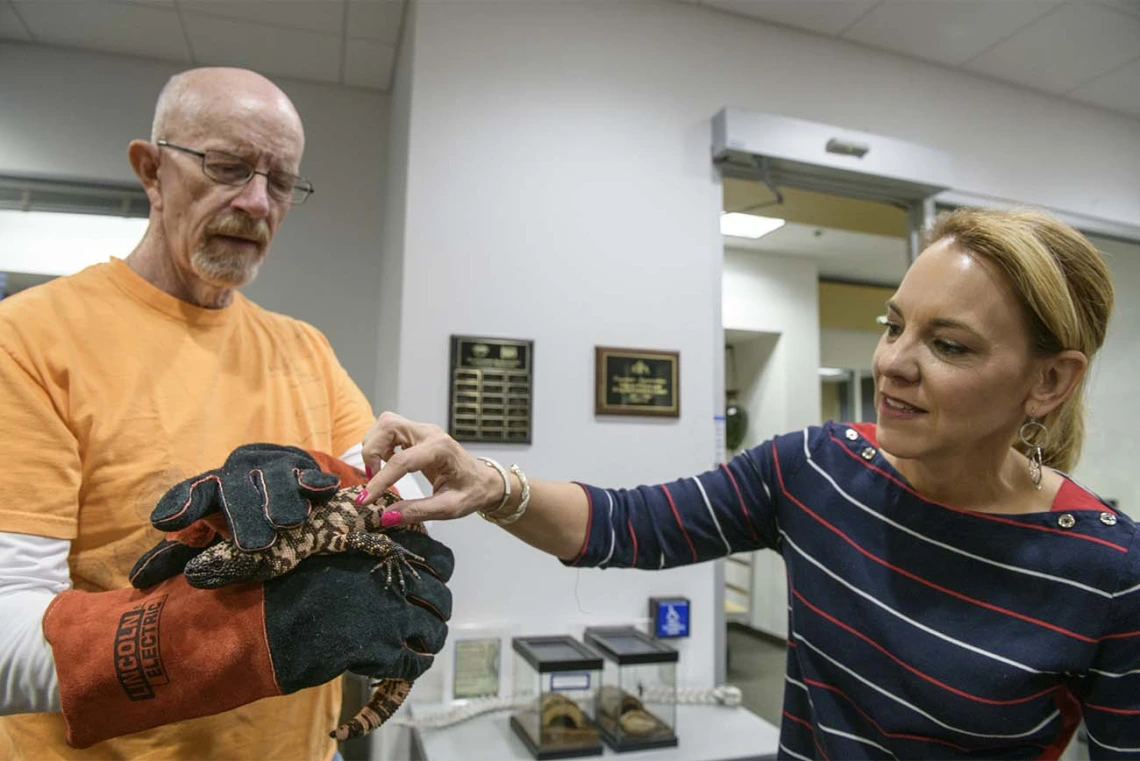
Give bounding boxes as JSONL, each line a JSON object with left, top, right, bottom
{"left": 701, "top": 0, "right": 880, "bottom": 37}
{"left": 179, "top": 0, "right": 343, "bottom": 35}
{"left": 344, "top": 36, "right": 393, "bottom": 89}
{"left": 964, "top": 2, "right": 1140, "bottom": 93}
{"left": 347, "top": 0, "right": 403, "bottom": 46}
{"left": 1069, "top": 56, "right": 1140, "bottom": 118}
{"left": 843, "top": 0, "right": 1063, "bottom": 67}
{"left": 1097, "top": 0, "right": 1140, "bottom": 19}
{"left": 12, "top": 1, "right": 190, "bottom": 62}
{"left": 0, "top": 3, "right": 33, "bottom": 41}
{"left": 182, "top": 13, "right": 341, "bottom": 84}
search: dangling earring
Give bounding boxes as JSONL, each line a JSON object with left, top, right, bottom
{"left": 1019, "top": 417, "right": 1048, "bottom": 490}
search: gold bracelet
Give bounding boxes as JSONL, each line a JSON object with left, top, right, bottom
{"left": 477, "top": 457, "right": 511, "bottom": 518}
{"left": 483, "top": 463, "right": 531, "bottom": 526}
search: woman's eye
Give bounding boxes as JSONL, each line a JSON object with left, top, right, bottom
{"left": 878, "top": 316, "right": 902, "bottom": 337}
{"left": 934, "top": 339, "right": 968, "bottom": 356}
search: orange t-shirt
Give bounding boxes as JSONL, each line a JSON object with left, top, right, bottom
{"left": 0, "top": 258, "right": 375, "bottom": 760}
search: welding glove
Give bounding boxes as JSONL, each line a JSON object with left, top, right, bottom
{"left": 130, "top": 445, "right": 370, "bottom": 588}
{"left": 43, "top": 530, "right": 453, "bottom": 749}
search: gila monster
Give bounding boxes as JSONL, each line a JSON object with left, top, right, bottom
{"left": 184, "top": 484, "right": 425, "bottom": 741}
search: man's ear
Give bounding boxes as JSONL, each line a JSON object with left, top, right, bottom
{"left": 128, "top": 140, "right": 163, "bottom": 211}
{"left": 1026, "top": 350, "right": 1088, "bottom": 417}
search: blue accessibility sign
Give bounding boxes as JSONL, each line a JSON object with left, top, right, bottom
{"left": 650, "top": 597, "right": 690, "bottom": 639}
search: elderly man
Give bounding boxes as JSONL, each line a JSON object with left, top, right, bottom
{"left": 0, "top": 68, "right": 450, "bottom": 759}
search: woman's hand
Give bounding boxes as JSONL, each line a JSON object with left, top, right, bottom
{"left": 359, "top": 411, "right": 503, "bottom": 524}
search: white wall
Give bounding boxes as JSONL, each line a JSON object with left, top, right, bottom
{"left": 373, "top": 4, "right": 416, "bottom": 413}
{"left": 394, "top": 2, "right": 729, "bottom": 691}
{"left": 0, "top": 43, "right": 390, "bottom": 399}
{"left": 723, "top": 249, "right": 819, "bottom": 638}
{"left": 820, "top": 329, "right": 881, "bottom": 374}
{"left": 1075, "top": 236, "right": 1140, "bottom": 518}
{"left": 390, "top": 0, "right": 1140, "bottom": 698}
{"left": 724, "top": 248, "right": 822, "bottom": 445}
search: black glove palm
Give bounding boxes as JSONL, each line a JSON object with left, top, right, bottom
{"left": 272, "top": 530, "right": 454, "bottom": 686}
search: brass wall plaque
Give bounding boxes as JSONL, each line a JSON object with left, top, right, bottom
{"left": 449, "top": 336, "right": 533, "bottom": 444}
{"left": 595, "top": 347, "right": 680, "bottom": 418}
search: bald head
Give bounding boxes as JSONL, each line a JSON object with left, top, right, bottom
{"left": 128, "top": 67, "right": 307, "bottom": 307}
{"left": 151, "top": 67, "right": 304, "bottom": 153}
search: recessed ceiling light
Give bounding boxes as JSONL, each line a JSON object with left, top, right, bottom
{"left": 720, "top": 213, "right": 785, "bottom": 239}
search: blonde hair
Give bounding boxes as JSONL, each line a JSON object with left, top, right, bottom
{"left": 925, "top": 208, "right": 1113, "bottom": 473}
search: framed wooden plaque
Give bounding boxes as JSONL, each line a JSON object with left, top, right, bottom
{"left": 595, "top": 346, "right": 679, "bottom": 417}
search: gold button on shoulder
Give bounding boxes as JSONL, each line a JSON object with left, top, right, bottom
{"left": 861, "top": 447, "right": 876, "bottom": 460}
{"left": 1057, "top": 514, "right": 1075, "bottom": 529}
{"left": 845, "top": 428, "right": 859, "bottom": 441}
{"left": 1100, "top": 512, "right": 1118, "bottom": 526}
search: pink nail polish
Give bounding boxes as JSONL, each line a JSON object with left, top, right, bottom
{"left": 381, "top": 510, "right": 401, "bottom": 528}
{"left": 355, "top": 489, "right": 369, "bottom": 506}
{"left": 365, "top": 464, "right": 373, "bottom": 479}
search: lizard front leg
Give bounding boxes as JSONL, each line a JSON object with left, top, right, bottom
{"left": 329, "top": 531, "right": 424, "bottom": 593}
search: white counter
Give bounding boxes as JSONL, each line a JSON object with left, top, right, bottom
{"left": 408, "top": 703, "right": 781, "bottom": 761}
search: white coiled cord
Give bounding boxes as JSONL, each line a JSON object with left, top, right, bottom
{"left": 391, "top": 685, "right": 743, "bottom": 730}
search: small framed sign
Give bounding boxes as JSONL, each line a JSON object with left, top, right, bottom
{"left": 441, "top": 623, "right": 519, "bottom": 703}
{"left": 452, "top": 637, "right": 503, "bottom": 700}
{"left": 595, "top": 347, "right": 680, "bottom": 417}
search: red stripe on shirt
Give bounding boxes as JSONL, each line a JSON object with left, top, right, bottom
{"left": 802, "top": 678, "right": 973, "bottom": 752}
{"left": 826, "top": 433, "right": 1128, "bottom": 554}
{"left": 774, "top": 444, "right": 1098, "bottom": 643}
{"left": 804, "top": 678, "right": 1051, "bottom": 755}
{"left": 1037, "top": 687, "right": 1083, "bottom": 761}
{"left": 660, "top": 483, "right": 699, "bottom": 563}
{"left": 1083, "top": 702, "right": 1140, "bottom": 715}
{"left": 719, "top": 463, "right": 759, "bottom": 542}
{"left": 848, "top": 425, "right": 1115, "bottom": 516}
{"left": 791, "top": 585, "right": 1057, "bottom": 705}
{"left": 567, "top": 483, "right": 594, "bottom": 567}
{"left": 783, "top": 710, "right": 829, "bottom": 761}
{"left": 627, "top": 519, "right": 639, "bottom": 567}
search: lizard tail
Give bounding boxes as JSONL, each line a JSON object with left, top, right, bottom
{"left": 331, "top": 678, "right": 413, "bottom": 740}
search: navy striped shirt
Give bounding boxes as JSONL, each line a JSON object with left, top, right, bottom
{"left": 567, "top": 422, "right": 1140, "bottom": 760}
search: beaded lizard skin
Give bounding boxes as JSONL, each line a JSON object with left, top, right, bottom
{"left": 184, "top": 484, "right": 426, "bottom": 740}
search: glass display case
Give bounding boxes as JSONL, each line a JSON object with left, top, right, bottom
{"left": 583, "top": 626, "right": 679, "bottom": 752}
{"left": 510, "top": 635, "right": 603, "bottom": 759}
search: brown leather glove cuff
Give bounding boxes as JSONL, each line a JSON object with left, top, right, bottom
{"left": 43, "top": 577, "right": 281, "bottom": 748}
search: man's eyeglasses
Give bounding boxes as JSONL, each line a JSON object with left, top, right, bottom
{"left": 156, "top": 140, "right": 314, "bottom": 205}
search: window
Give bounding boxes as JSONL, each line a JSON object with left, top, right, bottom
{"left": 0, "top": 177, "right": 148, "bottom": 298}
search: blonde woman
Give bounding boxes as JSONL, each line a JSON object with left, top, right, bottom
{"left": 362, "top": 209, "right": 1137, "bottom": 760}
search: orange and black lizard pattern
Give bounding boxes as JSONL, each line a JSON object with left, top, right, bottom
{"left": 185, "top": 484, "right": 427, "bottom": 740}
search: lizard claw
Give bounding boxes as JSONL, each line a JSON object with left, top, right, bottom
{"left": 369, "top": 545, "right": 424, "bottom": 595}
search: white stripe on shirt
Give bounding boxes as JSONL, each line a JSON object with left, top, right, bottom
{"left": 781, "top": 530, "right": 1051, "bottom": 675}
{"left": 804, "top": 438, "right": 1115, "bottom": 599}
{"left": 1086, "top": 727, "right": 1140, "bottom": 753}
{"left": 599, "top": 490, "right": 616, "bottom": 568}
{"left": 794, "top": 632, "right": 1060, "bottom": 739}
{"left": 692, "top": 475, "right": 732, "bottom": 555}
